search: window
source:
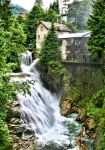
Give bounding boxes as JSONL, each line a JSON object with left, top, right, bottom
{"left": 40, "top": 25, "right": 43, "bottom": 31}
{"left": 83, "top": 81, "right": 88, "bottom": 89}
{"left": 84, "top": 68, "right": 88, "bottom": 73}
{"left": 82, "top": 55, "right": 86, "bottom": 62}
{"left": 38, "top": 35, "right": 40, "bottom": 39}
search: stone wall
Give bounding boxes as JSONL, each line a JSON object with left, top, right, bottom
{"left": 63, "top": 62, "right": 103, "bottom": 96}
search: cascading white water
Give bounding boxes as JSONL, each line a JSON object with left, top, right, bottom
{"left": 15, "top": 51, "right": 80, "bottom": 149}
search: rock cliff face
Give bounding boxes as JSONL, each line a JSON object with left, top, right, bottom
{"left": 36, "top": 63, "right": 63, "bottom": 93}
{"left": 60, "top": 96, "right": 71, "bottom": 116}
{"left": 7, "top": 100, "right": 35, "bottom": 150}
{"left": 60, "top": 85, "right": 96, "bottom": 149}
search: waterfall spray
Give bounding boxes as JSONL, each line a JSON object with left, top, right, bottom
{"left": 14, "top": 51, "right": 80, "bottom": 149}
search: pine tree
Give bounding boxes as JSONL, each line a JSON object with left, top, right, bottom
{"left": 40, "top": 24, "right": 63, "bottom": 92}
{"left": 40, "top": 23, "right": 61, "bottom": 65}
{"left": 49, "top": 0, "right": 59, "bottom": 14}
{"left": 88, "top": 0, "right": 105, "bottom": 58}
{"left": 25, "top": 4, "right": 45, "bottom": 48}
{"left": 45, "top": 8, "right": 58, "bottom": 22}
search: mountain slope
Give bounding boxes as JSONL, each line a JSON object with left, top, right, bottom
{"left": 11, "top": 4, "right": 27, "bottom": 14}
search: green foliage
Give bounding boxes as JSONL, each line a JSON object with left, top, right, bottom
{"left": 0, "top": 0, "right": 12, "bottom": 30}
{"left": 88, "top": 0, "right": 105, "bottom": 57}
{"left": 25, "top": 4, "right": 45, "bottom": 48}
{"left": 40, "top": 24, "right": 61, "bottom": 65}
{"left": 25, "top": 2, "right": 61, "bottom": 50}
{"left": 86, "top": 88, "right": 105, "bottom": 149}
{"left": 49, "top": 0, "right": 59, "bottom": 14}
{"left": 45, "top": 1, "right": 61, "bottom": 23}
{"left": 0, "top": 119, "right": 10, "bottom": 150}
{"left": 39, "top": 24, "right": 64, "bottom": 92}
{"left": 0, "top": 17, "right": 26, "bottom": 71}
{"left": 0, "top": 3, "right": 26, "bottom": 149}
{"left": 16, "top": 15, "right": 25, "bottom": 25}
{"left": 67, "top": 0, "right": 92, "bottom": 30}
{"left": 64, "top": 86, "right": 81, "bottom": 103}
{"left": 45, "top": 8, "right": 58, "bottom": 22}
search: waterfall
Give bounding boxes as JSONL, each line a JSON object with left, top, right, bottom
{"left": 15, "top": 51, "right": 80, "bottom": 149}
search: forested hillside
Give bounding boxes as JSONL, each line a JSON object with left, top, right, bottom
{"left": 11, "top": 4, "right": 27, "bottom": 14}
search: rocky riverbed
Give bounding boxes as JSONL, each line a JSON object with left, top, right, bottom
{"left": 60, "top": 92, "right": 96, "bottom": 150}
{"left": 7, "top": 100, "right": 35, "bottom": 150}
{"left": 6, "top": 97, "right": 95, "bottom": 150}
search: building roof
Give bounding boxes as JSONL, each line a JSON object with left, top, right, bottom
{"left": 40, "top": 21, "right": 71, "bottom": 32}
{"left": 58, "top": 31, "right": 91, "bottom": 39}
{"left": 19, "top": 12, "right": 28, "bottom": 17}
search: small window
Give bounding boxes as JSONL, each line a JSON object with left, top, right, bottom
{"left": 84, "top": 68, "right": 88, "bottom": 73}
{"left": 83, "top": 55, "right": 86, "bottom": 62}
{"left": 83, "top": 81, "right": 88, "bottom": 89}
{"left": 40, "top": 26, "right": 43, "bottom": 31}
{"left": 38, "top": 35, "right": 40, "bottom": 39}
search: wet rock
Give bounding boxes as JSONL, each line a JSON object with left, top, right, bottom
{"left": 24, "top": 128, "right": 34, "bottom": 135}
{"left": 80, "top": 144, "right": 88, "bottom": 150}
{"left": 76, "top": 137, "right": 88, "bottom": 150}
{"left": 10, "top": 118, "right": 22, "bottom": 124}
{"left": 60, "top": 98, "right": 71, "bottom": 116}
{"left": 7, "top": 99, "right": 35, "bottom": 150}
{"left": 86, "top": 118, "right": 96, "bottom": 130}
{"left": 76, "top": 109, "right": 86, "bottom": 122}
{"left": 79, "top": 127, "right": 86, "bottom": 136}
{"left": 89, "top": 133, "right": 97, "bottom": 139}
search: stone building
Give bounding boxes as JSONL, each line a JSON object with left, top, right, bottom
{"left": 60, "top": 31, "right": 103, "bottom": 96}
{"left": 58, "top": 31, "right": 91, "bottom": 61}
{"left": 36, "top": 21, "right": 71, "bottom": 52}
{"left": 64, "top": 62, "right": 103, "bottom": 96}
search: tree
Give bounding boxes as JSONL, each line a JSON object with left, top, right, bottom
{"left": 25, "top": 4, "right": 45, "bottom": 48}
{"left": 40, "top": 23, "right": 61, "bottom": 66}
{"left": 45, "top": 8, "right": 59, "bottom": 22}
{"left": 39, "top": 24, "right": 64, "bottom": 93}
{"left": 25, "top": 2, "right": 60, "bottom": 50}
{"left": 40, "top": 24, "right": 64, "bottom": 92}
{"left": 47, "top": 0, "right": 61, "bottom": 23}
{"left": 0, "top": 5, "right": 26, "bottom": 149}
{"left": 88, "top": 0, "right": 105, "bottom": 58}
{"left": 49, "top": 0, "right": 59, "bottom": 14}
{"left": 0, "top": 0, "right": 12, "bottom": 30}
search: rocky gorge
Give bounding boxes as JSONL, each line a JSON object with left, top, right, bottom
{"left": 7, "top": 99, "right": 35, "bottom": 150}
{"left": 5, "top": 51, "right": 97, "bottom": 150}
{"left": 6, "top": 87, "right": 96, "bottom": 150}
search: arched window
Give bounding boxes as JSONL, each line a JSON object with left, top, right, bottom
{"left": 38, "top": 35, "right": 40, "bottom": 39}
{"left": 40, "top": 25, "right": 43, "bottom": 31}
